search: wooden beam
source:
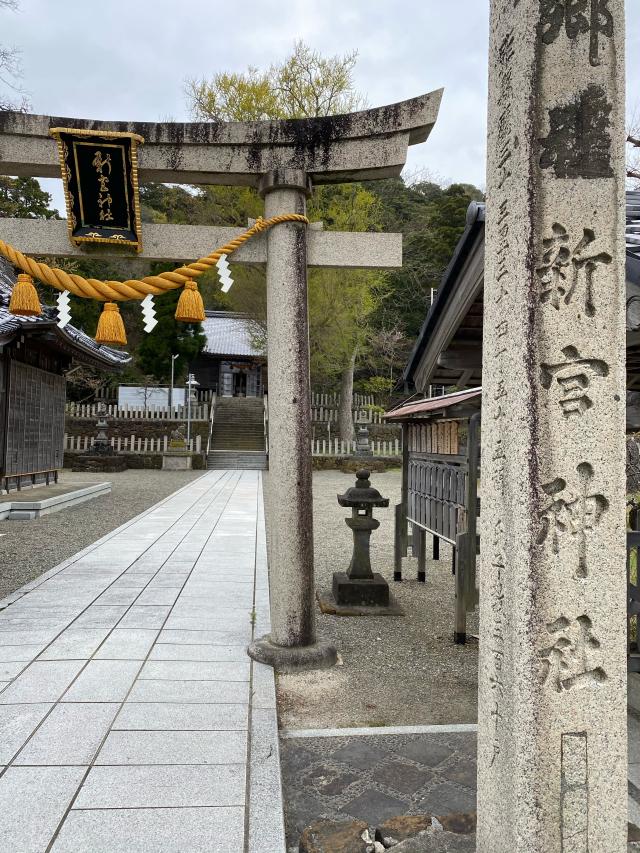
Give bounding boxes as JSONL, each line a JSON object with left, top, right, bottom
{"left": 437, "top": 344, "right": 483, "bottom": 371}
{"left": 457, "top": 369, "right": 474, "bottom": 388}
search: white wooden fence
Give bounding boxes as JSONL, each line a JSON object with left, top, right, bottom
{"left": 71, "top": 398, "right": 384, "bottom": 424}
{"left": 66, "top": 403, "right": 209, "bottom": 421}
{"left": 311, "top": 407, "right": 385, "bottom": 424}
{"left": 311, "top": 392, "right": 375, "bottom": 407}
{"left": 311, "top": 438, "right": 401, "bottom": 457}
{"left": 64, "top": 434, "right": 202, "bottom": 453}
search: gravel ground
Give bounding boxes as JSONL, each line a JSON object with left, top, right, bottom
{"left": 0, "top": 469, "right": 202, "bottom": 600}
{"left": 270, "top": 469, "right": 479, "bottom": 730}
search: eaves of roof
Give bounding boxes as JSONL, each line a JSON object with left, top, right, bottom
{"left": 403, "top": 202, "right": 486, "bottom": 386}
{"left": 385, "top": 387, "right": 482, "bottom": 420}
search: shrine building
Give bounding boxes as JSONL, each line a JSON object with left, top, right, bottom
{"left": 190, "top": 311, "right": 266, "bottom": 398}
{"left": 0, "top": 259, "right": 128, "bottom": 492}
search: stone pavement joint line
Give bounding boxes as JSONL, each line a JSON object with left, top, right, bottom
{"left": 0, "top": 470, "right": 285, "bottom": 853}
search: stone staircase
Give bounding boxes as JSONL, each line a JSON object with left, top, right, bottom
{"left": 207, "top": 450, "right": 268, "bottom": 470}
{"left": 207, "top": 397, "right": 268, "bottom": 470}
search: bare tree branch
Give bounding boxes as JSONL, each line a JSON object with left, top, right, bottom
{"left": 0, "top": 1, "right": 29, "bottom": 112}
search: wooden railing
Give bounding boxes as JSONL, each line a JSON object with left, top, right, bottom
{"left": 311, "top": 438, "right": 400, "bottom": 456}
{"left": 407, "top": 456, "right": 468, "bottom": 545}
{"left": 397, "top": 412, "right": 481, "bottom": 645}
{"left": 205, "top": 393, "right": 217, "bottom": 457}
{"left": 311, "top": 391, "right": 375, "bottom": 407}
{"left": 311, "top": 406, "right": 385, "bottom": 424}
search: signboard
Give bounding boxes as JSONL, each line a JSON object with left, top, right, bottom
{"left": 50, "top": 127, "right": 144, "bottom": 251}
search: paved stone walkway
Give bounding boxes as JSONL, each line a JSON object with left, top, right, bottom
{"left": 0, "top": 470, "right": 284, "bottom": 853}
{"left": 280, "top": 729, "right": 477, "bottom": 847}
{"left": 281, "top": 723, "right": 640, "bottom": 849}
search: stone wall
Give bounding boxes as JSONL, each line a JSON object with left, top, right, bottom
{"left": 65, "top": 417, "right": 209, "bottom": 443}
{"left": 312, "top": 455, "right": 401, "bottom": 473}
{"left": 63, "top": 451, "right": 206, "bottom": 471}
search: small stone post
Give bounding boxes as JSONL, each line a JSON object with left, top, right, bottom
{"left": 479, "top": 2, "right": 627, "bottom": 851}
{"left": 248, "top": 169, "right": 337, "bottom": 670}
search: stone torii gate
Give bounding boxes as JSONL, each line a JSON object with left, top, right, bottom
{"left": 0, "top": 91, "right": 442, "bottom": 669}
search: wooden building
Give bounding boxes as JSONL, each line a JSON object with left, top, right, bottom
{"left": 0, "top": 260, "right": 128, "bottom": 492}
{"left": 386, "top": 388, "right": 481, "bottom": 644}
{"left": 388, "top": 191, "right": 640, "bottom": 661}
{"left": 190, "top": 312, "right": 266, "bottom": 398}
{"left": 403, "top": 190, "right": 640, "bottom": 396}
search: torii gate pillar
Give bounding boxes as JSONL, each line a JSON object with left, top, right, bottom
{"left": 248, "top": 170, "right": 337, "bottom": 669}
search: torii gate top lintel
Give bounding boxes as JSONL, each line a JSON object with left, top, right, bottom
{"left": 0, "top": 89, "right": 443, "bottom": 186}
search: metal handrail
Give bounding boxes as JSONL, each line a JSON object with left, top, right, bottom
{"left": 205, "top": 393, "right": 217, "bottom": 456}
{"left": 263, "top": 394, "right": 269, "bottom": 455}
{"left": 628, "top": 501, "right": 640, "bottom": 672}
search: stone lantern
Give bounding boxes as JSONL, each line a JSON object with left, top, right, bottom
{"left": 355, "top": 426, "right": 372, "bottom": 456}
{"left": 333, "top": 469, "right": 390, "bottom": 607}
{"left": 92, "top": 403, "right": 113, "bottom": 456}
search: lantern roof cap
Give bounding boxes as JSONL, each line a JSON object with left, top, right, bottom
{"left": 338, "top": 470, "right": 390, "bottom": 508}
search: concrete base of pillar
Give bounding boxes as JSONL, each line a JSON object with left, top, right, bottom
{"left": 247, "top": 634, "right": 338, "bottom": 672}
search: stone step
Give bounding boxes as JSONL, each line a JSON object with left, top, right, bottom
{"left": 215, "top": 399, "right": 264, "bottom": 412}
{"left": 211, "top": 442, "right": 264, "bottom": 453}
{"left": 212, "top": 424, "right": 263, "bottom": 433}
{"left": 211, "top": 417, "right": 264, "bottom": 424}
{"left": 211, "top": 428, "right": 265, "bottom": 451}
{"left": 212, "top": 432, "right": 264, "bottom": 440}
{"left": 207, "top": 451, "right": 268, "bottom": 470}
{"left": 214, "top": 414, "right": 264, "bottom": 423}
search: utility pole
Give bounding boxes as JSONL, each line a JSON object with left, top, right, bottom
{"left": 168, "top": 353, "right": 178, "bottom": 416}
{"left": 186, "top": 373, "right": 198, "bottom": 448}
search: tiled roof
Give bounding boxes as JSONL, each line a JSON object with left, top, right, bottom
{"left": 201, "top": 311, "right": 263, "bottom": 358}
{"left": 0, "top": 259, "right": 130, "bottom": 367}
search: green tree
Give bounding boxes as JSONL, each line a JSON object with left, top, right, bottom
{"left": 136, "top": 286, "right": 206, "bottom": 383}
{"left": 371, "top": 178, "right": 484, "bottom": 341}
{"left": 0, "top": 176, "right": 59, "bottom": 218}
{"left": 187, "top": 41, "right": 364, "bottom": 121}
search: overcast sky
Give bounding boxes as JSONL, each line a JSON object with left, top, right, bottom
{"left": 2, "top": 0, "right": 639, "bottom": 214}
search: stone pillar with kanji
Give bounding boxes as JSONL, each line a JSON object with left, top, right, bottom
{"left": 478, "top": 1, "right": 627, "bottom": 851}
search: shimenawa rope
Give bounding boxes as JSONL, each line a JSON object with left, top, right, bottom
{"left": 0, "top": 214, "right": 309, "bottom": 302}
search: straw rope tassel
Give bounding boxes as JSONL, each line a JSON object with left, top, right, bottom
{"left": 175, "top": 279, "right": 205, "bottom": 323}
{"left": 9, "top": 273, "right": 41, "bottom": 316}
{"left": 95, "top": 302, "right": 127, "bottom": 346}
